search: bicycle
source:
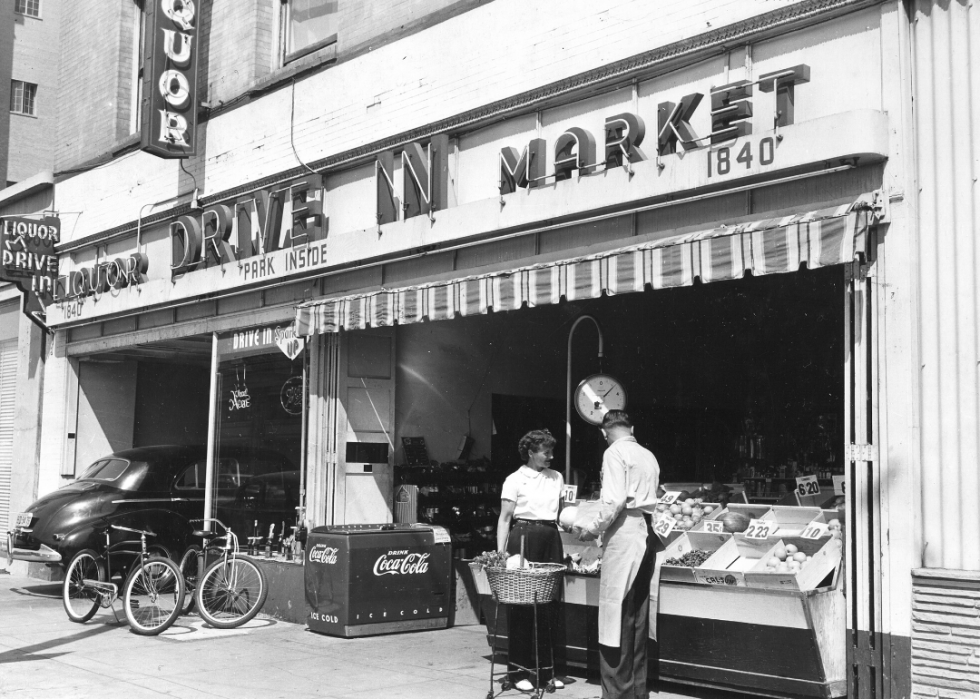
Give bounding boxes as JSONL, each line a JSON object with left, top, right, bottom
{"left": 178, "top": 518, "right": 268, "bottom": 628}
{"left": 62, "top": 524, "right": 186, "bottom": 636}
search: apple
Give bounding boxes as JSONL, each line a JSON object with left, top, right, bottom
{"left": 785, "top": 544, "right": 799, "bottom": 555}
{"left": 792, "top": 552, "right": 808, "bottom": 563}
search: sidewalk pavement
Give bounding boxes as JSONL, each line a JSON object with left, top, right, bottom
{"left": 0, "top": 569, "right": 740, "bottom": 699}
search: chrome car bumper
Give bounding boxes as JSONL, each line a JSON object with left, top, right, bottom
{"left": 6, "top": 531, "right": 62, "bottom": 564}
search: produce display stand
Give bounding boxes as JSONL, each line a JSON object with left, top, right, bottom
{"left": 473, "top": 536, "right": 845, "bottom": 699}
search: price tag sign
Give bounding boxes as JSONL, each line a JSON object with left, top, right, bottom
{"left": 796, "top": 474, "right": 820, "bottom": 498}
{"left": 701, "top": 519, "right": 725, "bottom": 534}
{"left": 562, "top": 485, "right": 578, "bottom": 504}
{"left": 743, "top": 519, "right": 775, "bottom": 540}
{"left": 833, "top": 475, "right": 846, "bottom": 496}
{"left": 801, "top": 522, "right": 829, "bottom": 540}
{"left": 653, "top": 514, "right": 676, "bottom": 539}
{"left": 658, "top": 491, "right": 681, "bottom": 505}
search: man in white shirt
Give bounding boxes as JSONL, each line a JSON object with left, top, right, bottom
{"left": 573, "top": 410, "right": 660, "bottom": 699}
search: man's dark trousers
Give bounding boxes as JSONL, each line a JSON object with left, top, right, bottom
{"left": 599, "top": 517, "right": 655, "bottom": 699}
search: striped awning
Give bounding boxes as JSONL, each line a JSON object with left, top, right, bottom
{"left": 296, "top": 198, "right": 873, "bottom": 336}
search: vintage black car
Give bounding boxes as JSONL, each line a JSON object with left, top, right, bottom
{"left": 6, "top": 444, "right": 299, "bottom": 569}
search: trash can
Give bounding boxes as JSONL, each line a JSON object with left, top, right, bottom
{"left": 305, "top": 523, "right": 452, "bottom": 637}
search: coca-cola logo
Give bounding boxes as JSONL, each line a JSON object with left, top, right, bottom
{"left": 309, "top": 545, "right": 339, "bottom": 564}
{"left": 373, "top": 550, "right": 430, "bottom": 576}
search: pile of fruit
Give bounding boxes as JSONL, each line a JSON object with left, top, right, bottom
{"left": 665, "top": 549, "right": 713, "bottom": 567}
{"left": 765, "top": 543, "right": 810, "bottom": 573}
{"left": 828, "top": 518, "right": 844, "bottom": 545}
{"left": 656, "top": 495, "right": 716, "bottom": 532}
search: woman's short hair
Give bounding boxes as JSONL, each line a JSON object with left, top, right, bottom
{"left": 518, "top": 429, "right": 557, "bottom": 462}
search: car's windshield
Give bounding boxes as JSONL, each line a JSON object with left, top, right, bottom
{"left": 77, "top": 458, "right": 149, "bottom": 491}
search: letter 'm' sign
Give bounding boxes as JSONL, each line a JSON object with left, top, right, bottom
{"left": 141, "top": 0, "right": 200, "bottom": 159}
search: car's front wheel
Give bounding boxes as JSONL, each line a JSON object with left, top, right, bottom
{"left": 63, "top": 549, "right": 104, "bottom": 623}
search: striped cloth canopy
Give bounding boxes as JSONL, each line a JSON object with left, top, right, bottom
{"left": 295, "top": 199, "right": 872, "bottom": 336}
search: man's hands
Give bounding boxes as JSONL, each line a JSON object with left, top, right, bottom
{"left": 571, "top": 524, "right": 598, "bottom": 542}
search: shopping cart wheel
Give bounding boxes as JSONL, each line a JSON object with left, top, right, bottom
{"left": 501, "top": 678, "right": 512, "bottom": 691}
{"left": 546, "top": 679, "right": 556, "bottom": 693}
{"left": 486, "top": 692, "right": 494, "bottom": 699}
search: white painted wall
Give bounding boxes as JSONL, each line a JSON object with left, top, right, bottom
{"left": 55, "top": 0, "right": 810, "bottom": 241}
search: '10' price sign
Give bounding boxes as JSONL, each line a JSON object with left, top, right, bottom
{"left": 800, "top": 522, "right": 829, "bottom": 539}
{"left": 796, "top": 474, "right": 820, "bottom": 498}
{"left": 743, "top": 519, "right": 775, "bottom": 540}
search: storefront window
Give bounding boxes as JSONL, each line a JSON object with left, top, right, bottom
{"left": 210, "top": 325, "right": 307, "bottom": 546}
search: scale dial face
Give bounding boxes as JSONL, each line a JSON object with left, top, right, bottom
{"left": 574, "top": 374, "right": 627, "bottom": 425}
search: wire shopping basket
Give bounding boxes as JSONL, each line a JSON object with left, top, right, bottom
{"left": 484, "top": 563, "right": 566, "bottom": 605}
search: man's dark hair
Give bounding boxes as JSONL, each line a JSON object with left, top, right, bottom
{"left": 601, "top": 410, "right": 632, "bottom": 430}
{"left": 518, "top": 429, "right": 556, "bottom": 462}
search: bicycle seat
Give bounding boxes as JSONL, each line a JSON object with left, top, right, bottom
{"left": 192, "top": 529, "right": 222, "bottom": 540}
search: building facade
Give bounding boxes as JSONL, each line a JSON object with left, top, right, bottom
{"left": 2, "top": 1, "right": 979, "bottom": 697}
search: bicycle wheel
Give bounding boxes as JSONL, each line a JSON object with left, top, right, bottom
{"left": 196, "top": 555, "right": 268, "bottom": 629}
{"left": 177, "top": 545, "right": 201, "bottom": 615}
{"left": 63, "top": 549, "right": 104, "bottom": 623}
{"left": 123, "top": 556, "right": 185, "bottom": 635}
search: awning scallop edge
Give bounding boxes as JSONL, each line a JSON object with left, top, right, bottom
{"left": 295, "top": 196, "right": 875, "bottom": 336}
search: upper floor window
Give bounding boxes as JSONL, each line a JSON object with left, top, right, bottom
{"left": 14, "top": 0, "right": 41, "bottom": 18}
{"left": 281, "top": 0, "right": 339, "bottom": 64}
{"left": 10, "top": 81, "right": 38, "bottom": 116}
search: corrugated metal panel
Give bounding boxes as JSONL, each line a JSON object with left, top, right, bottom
{"left": 913, "top": 0, "right": 980, "bottom": 571}
{"left": 0, "top": 339, "right": 18, "bottom": 534}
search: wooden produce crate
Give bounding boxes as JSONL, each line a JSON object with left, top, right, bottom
{"left": 744, "top": 536, "right": 843, "bottom": 591}
{"left": 760, "top": 506, "right": 823, "bottom": 538}
{"left": 660, "top": 531, "right": 733, "bottom": 583}
{"left": 693, "top": 534, "right": 775, "bottom": 587}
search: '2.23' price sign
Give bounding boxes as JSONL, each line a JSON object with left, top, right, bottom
{"left": 742, "top": 519, "right": 775, "bottom": 540}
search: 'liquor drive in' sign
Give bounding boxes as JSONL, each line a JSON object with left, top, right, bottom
{"left": 0, "top": 216, "right": 60, "bottom": 323}
{"left": 141, "top": 0, "right": 200, "bottom": 158}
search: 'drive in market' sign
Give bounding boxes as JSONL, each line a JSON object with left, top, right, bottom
{"left": 0, "top": 216, "right": 59, "bottom": 327}
{"left": 141, "top": 0, "right": 200, "bottom": 159}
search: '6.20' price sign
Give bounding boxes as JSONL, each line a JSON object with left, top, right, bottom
{"left": 796, "top": 474, "right": 820, "bottom": 498}
{"left": 707, "top": 136, "right": 777, "bottom": 178}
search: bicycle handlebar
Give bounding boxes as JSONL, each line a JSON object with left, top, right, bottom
{"left": 110, "top": 524, "right": 156, "bottom": 537}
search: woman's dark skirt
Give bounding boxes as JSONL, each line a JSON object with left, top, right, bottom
{"left": 504, "top": 520, "right": 564, "bottom": 682}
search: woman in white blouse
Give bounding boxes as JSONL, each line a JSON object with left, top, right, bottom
{"left": 496, "top": 429, "right": 565, "bottom": 691}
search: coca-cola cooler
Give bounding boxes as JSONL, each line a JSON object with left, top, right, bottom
{"left": 304, "top": 523, "right": 452, "bottom": 637}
